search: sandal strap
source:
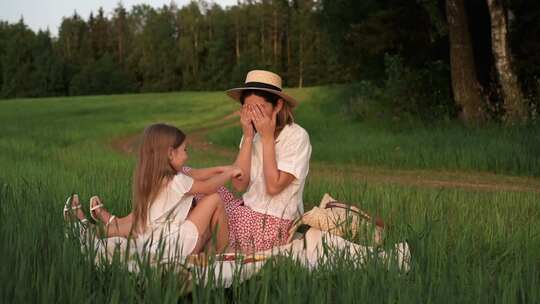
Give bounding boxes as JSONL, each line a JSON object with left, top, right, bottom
{"left": 105, "top": 215, "right": 117, "bottom": 228}
{"left": 90, "top": 203, "right": 104, "bottom": 212}
{"left": 63, "top": 204, "right": 82, "bottom": 212}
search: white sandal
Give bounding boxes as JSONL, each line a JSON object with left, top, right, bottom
{"left": 89, "top": 196, "right": 117, "bottom": 228}
{"left": 63, "top": 194, "right": 89, "bottom": 225}
{"left": 63, "top": 194, "right": 91, "bottom": 241}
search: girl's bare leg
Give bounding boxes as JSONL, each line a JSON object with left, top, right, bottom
{"left": 90, "top": 197, "right": 133, "bottom": 237}
{"left": 209, "top": 198, "right": 230, "bottom": 253}
{"left": 187, "top": 193, "right": 229, "bottom": 254}
{"left": 102, "top": 214, "right": 133, "bottom": 237}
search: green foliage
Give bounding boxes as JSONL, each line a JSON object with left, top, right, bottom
{"left": 31, "top": 31, "right": 67, "bottom": 96}
{"left": 343, "top": 55, "right": 454, "bottom": 123}
{"left": 138, "top": 6, "right": 181, "bottom": 92}
{"left": 342, "top": 81, "right": 386, "bottom": 122}
{"left": 0, "top": 21, "right": 37, "bottom": 98}
{"left": 382, "top": 54, "right": 454, "bottom": 122}
{"left": 0, "top": 22, "right": 65, "bottom": 98}
{"left": 70, "top": 54, "right": 136, "bottom": 96}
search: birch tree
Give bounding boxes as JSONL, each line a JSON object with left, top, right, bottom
{"left": 486, "top": 0, "right": 528, "bottom": 123}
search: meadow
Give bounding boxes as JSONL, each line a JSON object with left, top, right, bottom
{"left": 0, "top": 86, "right": 539, "bottom": 303}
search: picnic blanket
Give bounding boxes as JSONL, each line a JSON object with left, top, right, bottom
{"left": 73, "top": 194, "right": 410, "bottom": 292}
{"left": 82, "top": 227, "right": 410, "bottom": 291}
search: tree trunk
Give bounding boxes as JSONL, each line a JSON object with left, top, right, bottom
{"left": 261, "top": 14, "right": 265, "bottom": 62}
{"left": 486, "top": 0, "right": 528, "bottom": 123}
{"left": 234, "top": 1, "right": 241, "bottom": 62}
{"left": 273, "top": 6, "right": 278, "bottom": 67}
{"left": 299, "top": 32, "right": 303, "bottom": 88}
{"left": 116, "top": 13, "right": 125, "bottom": 66}
{"left": 446, "top": 0, "right": 486, "bottom": 125}
{"left": 235, "top": 16, "right": 241, "bottom": 62}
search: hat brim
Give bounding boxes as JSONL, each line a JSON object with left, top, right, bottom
{"left": 226, "top": 87, "right": 298, "bottom": 108}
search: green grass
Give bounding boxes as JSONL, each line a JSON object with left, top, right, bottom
{"left": 1, "top": 88, "right": 539, "bottom": 303}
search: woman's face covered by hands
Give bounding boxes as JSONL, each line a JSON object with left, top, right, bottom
{"left": 242, "top": 94, "right": 283, "bottom": 138}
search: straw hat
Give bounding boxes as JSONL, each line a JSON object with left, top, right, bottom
{"left": 226, "top": 70, "right": 298, "bottom": 107}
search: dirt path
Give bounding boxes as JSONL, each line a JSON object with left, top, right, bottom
{"left": 110, "top": 115, "right": 540, "bottom": 194}
{"left": 311, "top": 164, "right": 540, "bottom": 194}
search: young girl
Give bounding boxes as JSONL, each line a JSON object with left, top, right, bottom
{"left": 64, "top": 123, "right": 243, "bottom": 259}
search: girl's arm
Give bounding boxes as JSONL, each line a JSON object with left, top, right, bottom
{"left": 189, "top": 166, "right": 230, "bottom": 181}
{"left": 188, "top": 167, "right": 243, "bottom": 195}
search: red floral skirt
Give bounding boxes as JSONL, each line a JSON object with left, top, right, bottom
{"left": 183, "top": 167, "right": 292, "bottom": 253}
{"left": 216, "top": 187, "right": 293, "bottom": 253}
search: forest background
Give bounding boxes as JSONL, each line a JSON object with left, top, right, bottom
{"left": 0, "top": 0, "right": 539, "bottom": 125}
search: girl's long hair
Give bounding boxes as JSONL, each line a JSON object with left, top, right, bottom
{"left": 132, "top": 123, "right": 186, "bottom": 234}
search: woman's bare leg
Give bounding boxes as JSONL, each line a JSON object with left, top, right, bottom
{"left": 90, "top": 196, "right": 133, "bottom": 237}
{"left": 187, "top": 193, "right": 229, "bottom": 254}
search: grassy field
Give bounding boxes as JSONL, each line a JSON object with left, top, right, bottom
{"left": 1, "top": 87, "right": 539, "bottom": 303}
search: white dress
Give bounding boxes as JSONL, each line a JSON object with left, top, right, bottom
{"left": 137, "top": 173, "right": 199, "bottom": 263}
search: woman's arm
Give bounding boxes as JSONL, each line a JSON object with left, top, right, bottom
{"left": 232, "top": 137, "right": 253, "bottom": 191}
{"left": 188, "top": 167, "right": 243, "bottom": 195}
{"left": 252, "top": 104, "right": 295, "bottom": 196}
{"left": 260, "top": 136, "right": 295, "bottom": 195}
{"left": 231, "top": 106, "right": 255, "bottom": 192}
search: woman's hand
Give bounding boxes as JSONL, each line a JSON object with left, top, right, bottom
{"left": 239, "top": 105, "right": 255, "bottom": 139}
{"left": 251, "top": 104, "right": 277, "bottom": 140}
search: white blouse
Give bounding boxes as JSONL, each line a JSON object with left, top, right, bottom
{"left": 241, "top": 123, "right": 312, "bottom": 220}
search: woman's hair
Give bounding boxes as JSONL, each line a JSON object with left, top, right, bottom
{"left": 132, "top": 123, "right": 186, "bottom": 234}
{"left": 240, "top": 89, "right": 294, "bottom": 131}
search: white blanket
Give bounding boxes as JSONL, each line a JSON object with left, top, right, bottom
{"left": 82, "top": 227, "right": 410, "bottom": 289}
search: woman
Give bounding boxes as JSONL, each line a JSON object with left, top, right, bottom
{"left": 221, "top": 70, "right": 312, "bottom": 253}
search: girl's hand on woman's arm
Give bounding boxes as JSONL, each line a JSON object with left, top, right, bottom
{"left": 229, "top": 166, "right": 244, "bottom": 180}
{"left": 188, "top": 166, "right": 244, "bottom": 195}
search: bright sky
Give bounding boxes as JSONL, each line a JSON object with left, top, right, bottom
{"left": 0, "top": 0, "right": 238, "bottom": 36}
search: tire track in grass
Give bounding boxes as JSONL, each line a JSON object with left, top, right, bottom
{"left": 110, "top": 112, "right": 238, "bottom": 158}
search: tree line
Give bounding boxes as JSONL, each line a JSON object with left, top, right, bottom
{"left": 0, "top": 0, "right": 538, "bottom": 124}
